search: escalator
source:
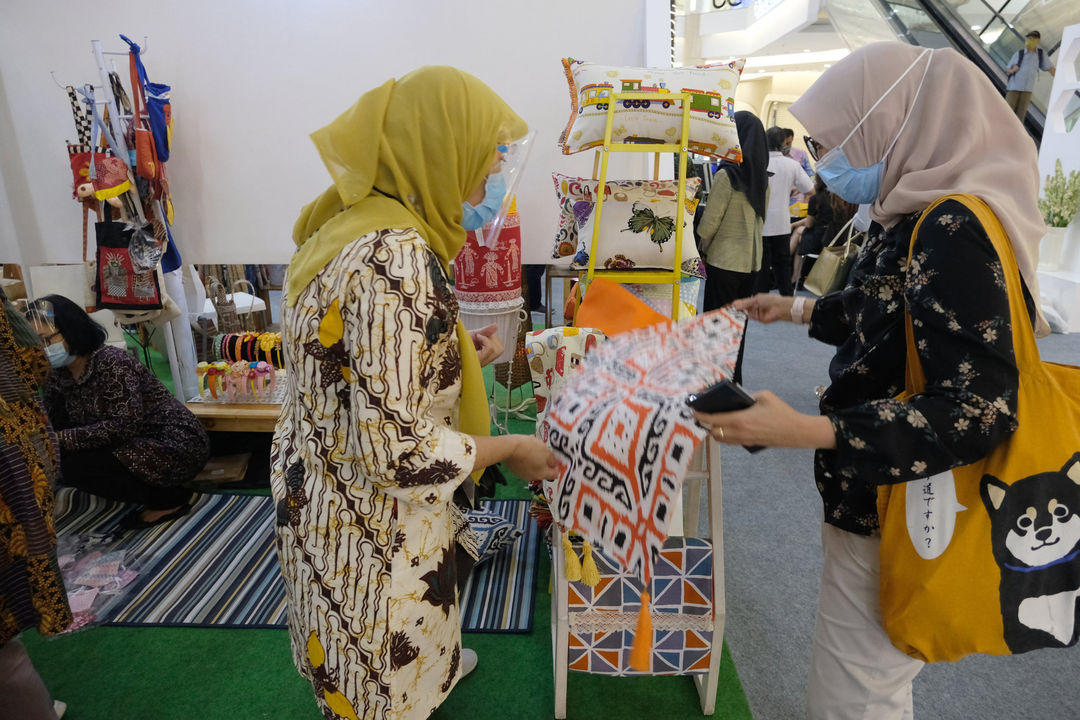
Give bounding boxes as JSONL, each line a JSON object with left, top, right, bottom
{"left": 826, "top": 0, "right": 1080, "bottom": 145}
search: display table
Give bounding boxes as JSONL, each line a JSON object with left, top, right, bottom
{"left": 186, "top": 402, "right": 281, "bottom": 434}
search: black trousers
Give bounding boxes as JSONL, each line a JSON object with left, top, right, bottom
{"left": 703, "top": 263, "right": 751, "bottom": 385}
{"left": 758, "top": 234, "right": 794, "bottom": 296}
{"left": 60, "top": 448, "right": 190, "bottom": 510}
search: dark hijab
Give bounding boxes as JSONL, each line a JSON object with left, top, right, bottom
{"left": 720, "top": 111, "right": 768, "bottom": 220}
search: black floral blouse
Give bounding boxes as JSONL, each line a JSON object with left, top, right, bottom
{"left": 809, "top": 199, "right": 1034, "bottom": 536}
{"left": 43, "top": 346, "right": 210, "bottom": 487}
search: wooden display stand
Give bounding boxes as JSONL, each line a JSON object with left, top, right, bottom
{"left": 551, "top": 92, "right": 726, "bottom": 716}
{"left": 576, "top": 90, "right": 695, "bottom": 323}
{"left": 185, "top": 401, "right": 280, "bottom": 434}
{"left": 551, "top": 440, "right": 725, "bottom": 716}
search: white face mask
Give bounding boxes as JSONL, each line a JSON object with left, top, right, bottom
{"left": 814, "top": 49, "right": 933, "bottom": 206}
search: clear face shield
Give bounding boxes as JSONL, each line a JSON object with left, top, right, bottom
{"left": 474, "top": 130, "right": 537, "bottom": 246}
{"left": 25, "top": 299, "right": 59, "bottom": 343}
{"left": 25, "top": 299, "right": 72, "bottom": 368}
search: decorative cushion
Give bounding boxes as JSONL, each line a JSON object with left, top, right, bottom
{"left": 566, "top": 537, "right": 715, "bottom": 676}
{"left": 551, "top": 173, "right": 705, "bottom": 278}
{"left": 543, "top": 310, "right": 744, "bottom": 586}
{"left": 525, "top": 327, "right": 606, "bottom": 440}
{"left": 623, "top": 277, "right": 702, "bottom": 321}
{"left": 465, "top": 508, "right": 523, "bottom": 563}
{"left": 559, "top": 58, "right": 745, "bottom": 160}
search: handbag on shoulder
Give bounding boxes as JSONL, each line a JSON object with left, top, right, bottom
{"left": 803, "top": 216, "right": 863, "bottom": 296}
{"left": 876, "top": 193, "right": 1080, "bottom": 662}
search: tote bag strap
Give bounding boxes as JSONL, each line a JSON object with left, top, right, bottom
{"left": 824, "top": 215, "right": 856, "bottom": 250}
{"left": 903, "top": 193, "right": 1041, "bottom": 394}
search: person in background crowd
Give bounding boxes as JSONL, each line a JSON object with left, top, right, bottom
{"left": 0, "top": 289, "right": 71, "bottom": 720}
{"left": 789, "top": 175, "right": 858, "bottom": 285}
{"left": 1004, "top": 30, "right": 1056, "bottom": 121}
{"left": 32, "top": 295, "right": 208, "bottom": 529}
{"left": 695, "top": 42, "right": 1050, "bottom": 718}
{"left": 273, "top": 66, "right": 557, "bottom": 720}
{"left": 782, "top": 128, "right": 814, "bottom": 177}
{"left": 696, "top": 110, "right": 769, "bottom": 383}
{"left": 760, "top": 125, "right": 813, "bottom": 296}
{"left": 698, "top": 111, "right": 770, "bottom": 312}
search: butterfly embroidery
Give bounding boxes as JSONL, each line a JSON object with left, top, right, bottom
{"left": 622, "top": 203, "right": 676, "bottom": 249}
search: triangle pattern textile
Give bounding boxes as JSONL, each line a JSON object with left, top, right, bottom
{"left": 544, "top": 309, "right": 744, "bottom": 586}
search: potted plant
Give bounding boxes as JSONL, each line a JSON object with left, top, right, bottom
{"left": 1038, "top": 159, "right": 1080, "bottom": 271}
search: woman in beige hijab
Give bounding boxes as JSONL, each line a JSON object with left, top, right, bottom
{"left": 272, "top": 67, "right": 557, "bottom": 720}
{"left": 691, "top": 42, "right": 1046, "bottom": 718}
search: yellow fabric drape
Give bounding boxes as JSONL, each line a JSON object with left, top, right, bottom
{"left": 287, "top": 66, "right": 526, "bottom": 442}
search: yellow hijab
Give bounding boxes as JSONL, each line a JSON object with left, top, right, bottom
{"left": 288, "top": 66, "right": 527, "bottom": 442}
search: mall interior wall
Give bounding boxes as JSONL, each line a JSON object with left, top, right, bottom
{"left": 0, "top": 0, "right": 672, "bottom": 271}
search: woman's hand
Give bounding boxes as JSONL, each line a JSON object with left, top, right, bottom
{"left": 504, "top": 435, "right": 559, "bottom": 482}
{"left": 692, "top": 390, "right": 836, "bottom": 450}
{"left": 733, "top": 293, "right": 800, "bottom": 324}
{"left": 470, "top": 324, "right": 504, "bottom": 366}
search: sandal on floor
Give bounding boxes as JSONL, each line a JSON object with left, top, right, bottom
{"left": 120, "top": 500, "right": 193, "bottom": 530}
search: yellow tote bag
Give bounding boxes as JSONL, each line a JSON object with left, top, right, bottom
{"left": 877, "top": 194, "right": 1080, "bottom": 663}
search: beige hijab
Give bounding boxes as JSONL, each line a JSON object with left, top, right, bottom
{"left": 789, "top": 42, "right": 1048, "bottom": 335}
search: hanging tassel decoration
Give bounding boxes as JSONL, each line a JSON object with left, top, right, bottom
{"left": 580, "top": 541, "right": 601, "bottom": 587}
{"left": 629, "top": 590, "right": 653, "bottom": 672}
{"left": 562, "top": 533, "right": 582, "bottom": 582}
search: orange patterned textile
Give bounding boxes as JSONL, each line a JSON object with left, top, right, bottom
{"left": 543, "top": 309, "right": 743, "bottom": 586}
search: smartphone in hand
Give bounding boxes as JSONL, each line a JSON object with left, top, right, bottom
{"left": 686, "top": 379, "right": 764, "bottom": 453}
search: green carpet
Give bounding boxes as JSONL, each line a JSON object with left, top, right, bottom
{"left": 23, "top": 357, "right": 752, "bottom": 719}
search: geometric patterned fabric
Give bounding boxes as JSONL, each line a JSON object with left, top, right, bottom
{"left": 567, "top": 537, "right": 714, "bottom": 676}
{"left": 544, "top": 310, "right": 743, "bottom": 586}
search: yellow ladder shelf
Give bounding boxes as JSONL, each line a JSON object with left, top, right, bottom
{"left": 581, "top": 90, "right": 694, "bottom": 321}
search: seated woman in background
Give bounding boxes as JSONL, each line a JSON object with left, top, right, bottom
{"left": 30, "top": 295, "right": 210, "bottom": 528}
{"left": 789, "top": 175, "right": 857, "bottom": 284}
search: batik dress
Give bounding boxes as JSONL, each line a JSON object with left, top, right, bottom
{"left": 272, "top": 228, "right": 477, "bottom": 720}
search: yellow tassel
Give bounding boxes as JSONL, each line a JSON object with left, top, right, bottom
{"left": 629, "top": 590, "right": 652, "bottom": 672}
{"left": 562, "top": 534, "right": 582, "bottom": 582}
{"left": 580, "top": 541, "right": 601, "bottom": 587}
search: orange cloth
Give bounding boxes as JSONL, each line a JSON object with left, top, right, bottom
{"left": 575, "top": 278, "right": 671, "bottom": 336}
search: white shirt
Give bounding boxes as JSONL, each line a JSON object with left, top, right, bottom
{"left": 763, "top": 151, "right": 813, "bottom": 237}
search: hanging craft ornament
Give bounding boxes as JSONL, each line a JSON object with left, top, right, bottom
{"left": 543, "top": 309, "right": 745, "bottom": 669}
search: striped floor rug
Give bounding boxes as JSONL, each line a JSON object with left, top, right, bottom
{"left": 53, "top": 489, "right": 538, "bottom": 633}
{"left": 460, "top": 498, "right": 541, "bottom": 634}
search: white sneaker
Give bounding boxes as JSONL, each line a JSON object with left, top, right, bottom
{"left": 461, "top": 648, "right": 478, "bottom": 678}
{"left": 53, "top": 700, "right": 67, "bottom": 719}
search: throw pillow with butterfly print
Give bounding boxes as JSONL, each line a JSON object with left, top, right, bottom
{"left": 550, "top": 173, "right": 707, "bottom": 278}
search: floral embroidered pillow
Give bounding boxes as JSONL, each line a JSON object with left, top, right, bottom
{"left": 551, "top": 173, "right": 705, "bottom": 278}
{"left": 558, "top": 58, "right": 745, "bottom": 160}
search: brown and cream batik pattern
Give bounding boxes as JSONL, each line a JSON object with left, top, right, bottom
{"left": 272, "top": 228, "right": 477, "bottom": 720}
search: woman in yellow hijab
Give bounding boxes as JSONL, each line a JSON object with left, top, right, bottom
{"left": 271, "top": 67, "right": 557, "bottom": 720}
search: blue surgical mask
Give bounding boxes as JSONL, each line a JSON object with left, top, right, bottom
{"left": 462, "top": 173, "right": 507, "bottom": 231}
{"left": 44, "top": 342, "right": 73, "bottom": 369}
{"left": 815, "top": 49, "right": 933, "bottom": 206}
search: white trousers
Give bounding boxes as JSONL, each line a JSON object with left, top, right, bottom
{"left": 806, "top": 523, "right": 925, "bottom": 720}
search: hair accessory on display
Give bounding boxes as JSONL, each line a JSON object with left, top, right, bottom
{"left": 196, "top": 362, "right": 209, "bottom": 397}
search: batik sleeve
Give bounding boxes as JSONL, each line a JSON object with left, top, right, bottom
{"left": 343, "top": 235, "right": 477, "bottom": 508}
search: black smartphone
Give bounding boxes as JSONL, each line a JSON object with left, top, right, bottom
{"left": 686, "top": 379, "right": 764, "bottom": 453}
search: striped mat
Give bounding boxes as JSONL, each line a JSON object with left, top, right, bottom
{"left": 53, "top": 489, "right": 539, "bottom": 633}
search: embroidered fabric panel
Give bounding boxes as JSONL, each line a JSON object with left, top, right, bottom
{"left": 545, "top": 310, "right": 744, "bottom": 585}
